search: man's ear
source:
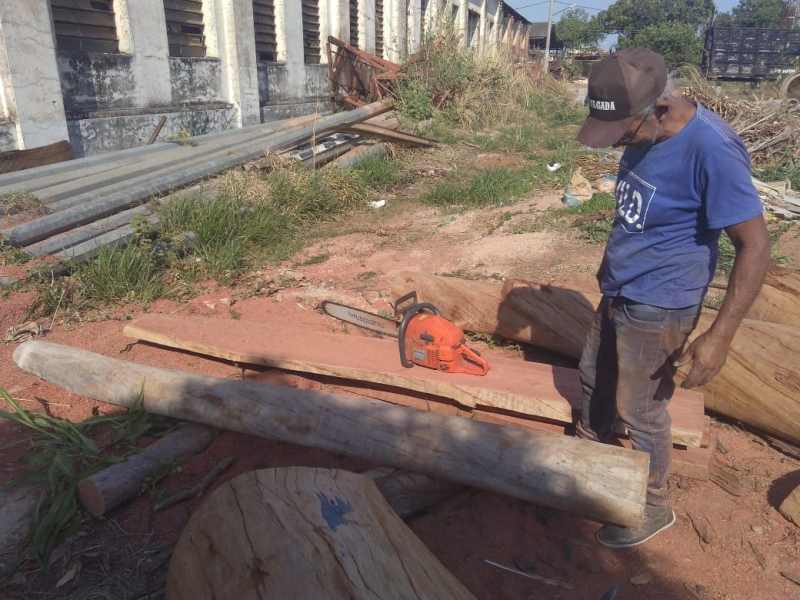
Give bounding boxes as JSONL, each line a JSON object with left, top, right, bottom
{"left": 653, "top": 98, "right": 670, "bottom": 120}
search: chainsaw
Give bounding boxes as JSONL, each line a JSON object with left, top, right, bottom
{"left": 322, "top": 291, "right": 490, "bottom": 376}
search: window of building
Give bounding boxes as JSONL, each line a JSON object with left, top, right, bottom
{"left": 252, "top": 0, "right": 277, "bottom": 62}
{"left": 467, "top": 9, "right": 479, "bottom": 47}
{"left": 50, "top": 0, "right": 120, "bottom": 54}
{"left": 164, "top": 0, "right": 206, "bottom": 58}
{"left": 375, "top": 0, "right": 384, "bottom": 57}
{"left": 302, "top": 0, "right": 321, "bottom": 64}
{"left": 349, "top": 0, "right": 359, "bottom": 48}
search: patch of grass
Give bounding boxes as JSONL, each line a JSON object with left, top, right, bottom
{"left": 0, "top": 191, "right": 46, "bottom": 218}
{"left": 0, "top": 240, "right": 30, "bottom": 266}
{"left": 487, "top": 210, "right": 517, "bottom": 235}
{"left": 357, "top": 270, "right": 377, "bottom": 282}
{"left": 510, "top": 192, "right": 616, "bottom": 242}
{"left": 0, "top": 387, "right": 176, "bottom": 568}
{"left": 351, "top": 154, "right": 407, "bottom": 190}
{"left": 297, "top": 253, "right": 330, "bottom": 266}
{"left": 77, "top": 243, "right": 165, "bottom": 304}
{"left": 420, "top": 168, "right": 532, "bottom": 208}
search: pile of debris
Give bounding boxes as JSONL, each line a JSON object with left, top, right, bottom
{"left": 682, "top": 86, "right": 800, "bottom": 166}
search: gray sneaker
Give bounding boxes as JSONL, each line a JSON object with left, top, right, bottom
{"left": 596, "top": 508, "right": 676, "bottom": 549}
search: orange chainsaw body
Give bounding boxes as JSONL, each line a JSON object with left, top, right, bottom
{"left": 397, "top": 298, "right": 490, "bottom": 376}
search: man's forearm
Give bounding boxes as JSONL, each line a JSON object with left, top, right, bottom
{"left": 707, "top": 220, "right": 771, "bottom": 342}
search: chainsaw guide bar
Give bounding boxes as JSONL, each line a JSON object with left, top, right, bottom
{"left": 321, "top": 302, "right": 399, "bottom": 337}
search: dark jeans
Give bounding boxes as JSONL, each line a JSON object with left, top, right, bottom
{"left": 576, "top": 296, "right": 702, "bottom": 510}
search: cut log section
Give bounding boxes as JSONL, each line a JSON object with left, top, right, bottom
{"left": 361, "top": 467, "right": 466, "bottom": 519}
{"left": 166, "top": 467, "right": 477, "bottom": 599}
{"left": 779, "top": 485, "right": 800, "bottom": 527}
{"left": 122, "top": 314, "right": 706, "bottom": 448}
{"left": 77, "top": 422, "right": 216, "bottom": 516}
{"left": 391, "top": 272, "right": 800, "bottom": 447}
{"left": 13, "top": 341, "right": 649, "bottom": 526}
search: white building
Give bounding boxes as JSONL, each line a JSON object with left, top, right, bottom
{"left": 0, "top": 1, "right": 531, "bottom": 157}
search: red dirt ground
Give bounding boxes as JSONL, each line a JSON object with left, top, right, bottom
{"left": 1, "top": 169, "right": 799, "bottom": 599}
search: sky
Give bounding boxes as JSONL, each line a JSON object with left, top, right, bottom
{"left": 503, "top": 0, "right": 741, "bottom": 25}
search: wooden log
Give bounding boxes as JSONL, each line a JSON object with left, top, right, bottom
{"left": 362, "top": 467, "right": 466, "bottom": 518}
{"left": 77, "top": 422, "right": 216, "bottom": 516}
{"left": 391, "top": 272, "right": 800, "bottom": 447}
{"left": 13, "top": 341, "right": 649, "bottom": 526}
{"left": 123, "top": 314, "right": 706, "bottom": 447}
{"left": 332, "top": 383, "right": 713, "bottom": 479}
{"left": 747, "top": 264, "right": 800, "bottom": 328}
{"left": 166, "top": 467, "right": 476, "bottom": 599}
{"left": 779, "top": 485, "right": 800, "bottom": 527}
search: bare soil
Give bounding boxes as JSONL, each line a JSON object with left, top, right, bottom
{"left": 1, "top": 148, "right": 799, "bottom": 600}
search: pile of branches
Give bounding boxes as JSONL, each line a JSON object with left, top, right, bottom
{"left": 681, "top": 82, "right": 800, "bottom": 168}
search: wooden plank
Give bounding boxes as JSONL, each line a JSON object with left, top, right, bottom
{"left": 122, "top": 314, "right": 706, "bottom": 447}
{"left": 14, "top": 340, "right": 650, "bottom": 527}
{"left": 0, "top": 141, "right": 74, "bottom": 175}
{"left": 391, "top": 271, "right": 800, "bottom": 447}
{"left": 165, "top": 468, "right": 477, "bottom": 599}
{"left": 617, "top": 431, "right": 717, "bottom": 481}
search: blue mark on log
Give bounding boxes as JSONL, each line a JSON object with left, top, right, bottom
{"left": 317, "top": 492, "right": 356, "bottom": 531}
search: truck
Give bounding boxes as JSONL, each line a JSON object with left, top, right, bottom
{"left": 703, "top": 26, "right": 800, "bottom": 81}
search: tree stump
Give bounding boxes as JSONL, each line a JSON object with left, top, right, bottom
{"left": 166, "top": 467, "right": 476, "bottom": 599}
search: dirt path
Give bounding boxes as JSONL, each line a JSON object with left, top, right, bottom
{"left": 1, "top": 154, "right": 799, "bottom": 599}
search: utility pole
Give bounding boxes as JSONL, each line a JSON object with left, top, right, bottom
{"left": 543, "top": 0, "right": 555, "bottom": 73}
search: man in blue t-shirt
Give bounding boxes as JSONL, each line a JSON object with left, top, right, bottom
{"left": 574, "top": 48, "right": 770, "bottom": 549}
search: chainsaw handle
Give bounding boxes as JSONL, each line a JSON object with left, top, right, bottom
{"left": 397, "top": 303, "right": 441, "bottom": 368}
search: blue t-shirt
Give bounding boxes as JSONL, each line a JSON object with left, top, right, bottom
{"left": 599, "top": 103, "right": 764, "bottom": 309}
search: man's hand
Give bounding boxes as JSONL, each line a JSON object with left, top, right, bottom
{"left": 677, "top": 214, "right": 770, "bottom": 389}
{"left": 674, "top": 331, "right": 731, "bottom": 389}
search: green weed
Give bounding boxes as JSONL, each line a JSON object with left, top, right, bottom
{"left": 298, "top": 253, "right": 330, "bottom": 266}
{"left": 351, "top": 154, "right": 407, "bottom": 190}
{"left": 0, "top": 387, "right": 176, "bottom": 568}
{"left": 420, "top": 168, "right": 531, "bottom": 208}
{"left": 77, "top": 243, "right": 165, "bottom": 304}
{"left": 0, "top": 191, "right": 46, "bottom": 218}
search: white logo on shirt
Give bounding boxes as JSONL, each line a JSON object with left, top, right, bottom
{"left": 615, "top": 168, "right": 657, "bottom": 233}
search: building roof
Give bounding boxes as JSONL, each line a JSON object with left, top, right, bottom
{"left": 500, "top": 3, "right": 531, "bottom": 25}
{"left": 530, "top": 22, "right": 554, "bottom": 39}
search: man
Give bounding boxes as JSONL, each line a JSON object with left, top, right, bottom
{"left": 574, "top": 48, "right": 771, "bottom": 549}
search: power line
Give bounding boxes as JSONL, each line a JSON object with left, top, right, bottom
{"left": 510, "top": 0, "right": 603, "bottom": 12}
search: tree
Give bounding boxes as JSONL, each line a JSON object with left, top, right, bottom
{"left": 599, "top": 0, "right": 714, "bottom": 66}
{"left": 712, "top": 12, "right": 736, "bottom": 27}
{"left": 729, "top": 0, "right": 789, "bottom": 28}
{"left": 601, "top": 0, "right": 715, "bottom": 37}
{"left": 555, "top": 8, "right": 605, "bottom": 52}
{"left": 623, "top": 22, "right": 705, "bottom": 68}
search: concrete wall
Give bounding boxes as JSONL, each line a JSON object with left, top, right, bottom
{"left": 0, "top": 0, "right": 526, "bottom": 156}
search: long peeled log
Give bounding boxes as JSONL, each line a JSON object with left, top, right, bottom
{"left": 391, "top": 271, "right": 800, "bottom": 447}
{"left": 13, "top": 341, "right": 648, "bottom": 527}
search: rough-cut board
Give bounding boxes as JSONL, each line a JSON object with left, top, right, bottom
{"left": 123, "top": 314, "right": 706, "bottom": 448}
{"left": 166, "top": 467, "right": 476, "bottom": 599}
{"left": 391, "top": 271, "right": 800, "bottom": 447}
{"left": 0, "top": 140, "right": 74, "bottom": 174}
{"left": 14, "top": 341, "right": 651, "bottom": 526}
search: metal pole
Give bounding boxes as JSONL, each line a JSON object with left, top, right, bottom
{"left": 543, "top": 0, "right": 555, "bottom": 74}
